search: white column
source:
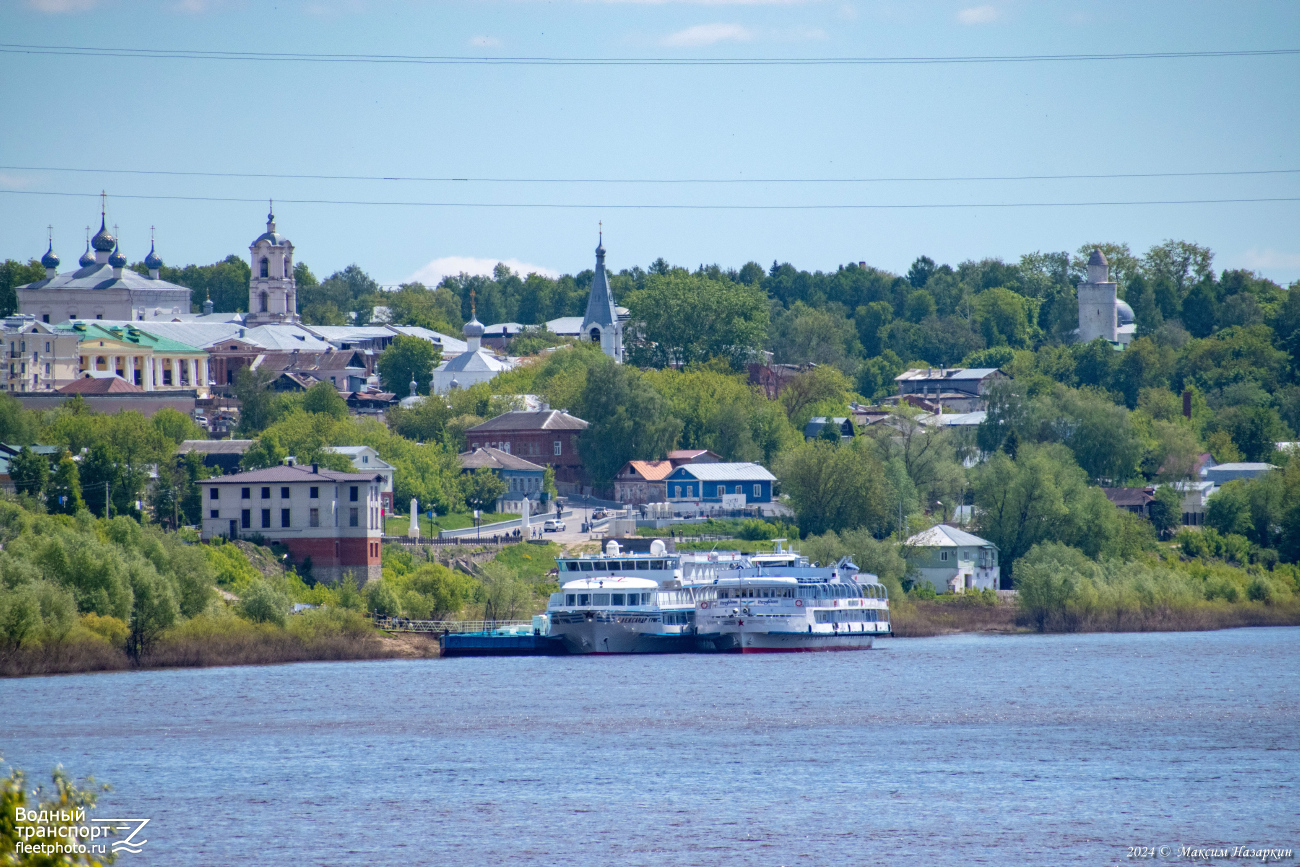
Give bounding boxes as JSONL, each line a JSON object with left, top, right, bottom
{"left": 200, "top": 358, "right": 209, "bottom": 388}
{"left": 143, "top": 354, "right": 153, "bottom": 391}
{"left": 189, "top": 358, "right": 198, "bottom": 389}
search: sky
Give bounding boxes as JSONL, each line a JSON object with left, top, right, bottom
{"left": 1, "top": 0, "right": 1298, "bottom": 289}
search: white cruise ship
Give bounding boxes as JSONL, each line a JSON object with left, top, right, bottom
{"left": 693, "top": 569, "right": 890, "bottom": 653}
{"left": 545, "top": 540, "right": 733, "bottom": 654}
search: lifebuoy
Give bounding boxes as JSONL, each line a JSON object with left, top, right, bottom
{"left": 700, "top": 601, "right": 709, "bottom": 609}
{"left": 795, "top": 599, "right": 803, "bottom": 607}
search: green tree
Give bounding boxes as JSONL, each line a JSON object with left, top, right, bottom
{"left": 1, "top": 762, "right": 114, "bottom": 866}
{"left": 776, "top": 440, "right": 891, "bottom": 537}
{"left": 1127, "top": 274, "right": 1163, "bottom": 336}
{"left": 1148, "top": 485, "right": 1183, "bottom": 539}
{"left": 573, "top": 359, "right": 683, "bottom": 487}
{"left": 233, "top": 366, "right": 280, "bottom": 436}
{"left": 1143, "top": 240, "right": 1214, "bottom": 298}
{"left": 8, "top": 447, "right": 48, "bottom": 500}
{"left": 301, "top": 380, "right": 349, "bottom": 419}
{"left": 769, "top": 301, "right": 862, "bottom": 375}
{"left": 0, "top": 258, "right": 48, "bottom": 317}
{"left": 376, "top": 334, "right": 440, "bottom": 396}
{"left": 464, "top": 467, "right": 508, "bottom": 513}
{"left": 1180, "top": 279, "right": 1219, "bottom": 338}
{"left": 152, "top": 406, "right": 206, "bottom": 443}
{"left": 625, "top": 270, "right": 768, "bottom": 368}
{"left": 125, "top": 561, "right": 179, "bottom": 661}
{"left": 46, "top": 451, "right": 84, "bottom": 515}
{"left": 0, "top": 393, "right": 39, "bottom": 444}
{"left": 854, "top": 301, "right": 893, "bottom": 357}
{"left": 973, "top": 287, "right": 1037, "bottom": 348}
{"left": 778, "top": 365, "right": 853, "bottom": 428}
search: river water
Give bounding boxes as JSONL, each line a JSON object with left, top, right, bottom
{"left": 2, "top": 628, "right": 1297, "bottom": 866}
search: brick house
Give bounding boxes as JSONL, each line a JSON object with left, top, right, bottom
{"left": 200, "top": 463, "right": 385, "bottom": 584}
{"left": 467, "top": 410, "right": 589, "bottom": 493}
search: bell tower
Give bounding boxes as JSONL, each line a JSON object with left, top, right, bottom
{"left": 246, "top": 203, "right": 298, "bottom": 325}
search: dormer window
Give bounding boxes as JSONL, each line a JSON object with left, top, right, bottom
{"left": 260, "top": 258, "right": 269, "bottom": 278}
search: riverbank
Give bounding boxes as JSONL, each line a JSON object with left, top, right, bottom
{"left": 891, "top": 596, "right": 1300, "bottom": 637}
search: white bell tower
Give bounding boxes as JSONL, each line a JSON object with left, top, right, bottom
{"left": 246, "top": 203, "right": 298, "bottom": 325}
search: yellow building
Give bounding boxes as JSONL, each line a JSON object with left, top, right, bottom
{"left": 63, "top": 322, "right": 209, "bottom": 393}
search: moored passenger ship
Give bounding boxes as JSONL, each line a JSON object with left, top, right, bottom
{"left": 545, "top": 540, "right": 722, "bottom": 654}
{"left": 693, "top": 573, "right": 890, "bottom": 653}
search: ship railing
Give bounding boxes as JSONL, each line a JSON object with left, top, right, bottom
{"left": 373, "top": 616, "right": 535, "bottom": 635}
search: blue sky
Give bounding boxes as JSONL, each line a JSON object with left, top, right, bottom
{"left": 2, "top": 0, "right": 1298, "bottom": 288}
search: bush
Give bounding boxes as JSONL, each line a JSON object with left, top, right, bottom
{"left": 365, "top": 580, "right": 401, "bottom": 617}
{"left": 240, "top": 580, "right": 290, "bottom": 626}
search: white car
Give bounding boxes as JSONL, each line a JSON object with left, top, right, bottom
{"left": 544, "top": 520, "right": 566, "bottom": 532}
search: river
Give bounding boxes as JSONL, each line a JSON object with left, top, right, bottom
{"left": 2, "top": 628, "right": 1297, "bottom": 865}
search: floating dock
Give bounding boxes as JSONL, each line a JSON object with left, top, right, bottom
{"left": 439, "top": 632, "right": 567, "bottom": 657}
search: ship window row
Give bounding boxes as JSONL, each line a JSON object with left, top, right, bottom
{"left": 562, "top": 560, "right": 668, "bottom": 572}
{"left": 814, "top": 610, "right": 885, "bottom": 623}
{"left": 662, "top": 612, "right": 692, "bottom": 625}
{"left": 566, "top": 593, "right": 653, "bottom": 606}
{"left": 794, "top": 583, "right": 887, "bottom": 600}
{"left": 717, "top": 588, "right": 794, "bottom": 599}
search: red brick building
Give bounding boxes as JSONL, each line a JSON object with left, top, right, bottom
{"left": 199, "top": 464, "right": 384, "bottom": 584}
{"left": 467, "top": 410, "right": 590, "bottom": 493}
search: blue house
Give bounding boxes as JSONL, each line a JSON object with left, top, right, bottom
{"left": 663, "top": 462, "right": 776, "bottom": 504}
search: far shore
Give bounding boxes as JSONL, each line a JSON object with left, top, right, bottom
{"left": 6, "top": 606, "right": 1300, "bottom": 678}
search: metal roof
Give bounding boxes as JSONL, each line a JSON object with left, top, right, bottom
{"left": 905, "top": 524, "right": 995, "bottom": 549}
{"left": 458, "top": 446, "right": 546, "bottom": 472}
{"left": 17, "top": 261, "right": 192, "bottom": 295}
{"left": 666, "top": 462, "right": 777, "bottom": 482}
{"left": 206, "top": 465, "right": 382, "bottom": 484}
{"left": 468, "top": 410, "right": 589, "bottom": 432}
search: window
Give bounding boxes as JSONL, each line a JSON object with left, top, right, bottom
{"left": 753, "top": 484, "right": 761, "bottom": 497}
{"left": 940, "top": 551, "right": 948, "bottom": 561}
{"left": 309, "top": 508, "right": 319, "bottom": 527}
{"left": 210, "top": 488, "right": 220, "bottom": 500}
{"left": 566, "top": 594, "right": 575, "bottom": 606}
{"left": 502, "top": 442, "right": 510, "bottom": 454}
{"left": 281, "top": 508, "right": 291, "bottom": 528}
{"left": 241, "top": 509, "right": 251, "bottom": 529}
{"left": 577, "top": 594, "right": 590, "bottom": 606}
{"left": 261, "top": 509, "right": 271, "bottom": 529}
{"left": 281, "top": 487, "right": 290, "bottom": 499}
{"left": 310, "top": 486, "right": 319, "bottom": 499}
{"left": 261, "top": 487, "right": 271, "bottom": 499}
{"left": 42, "top": 315, "right": 49, "bottom": 323}
{"left": 260, "top": 257, "right": 269, "bottom": 278}
{"left": 553, "top": 440, "right": 562, "bottom": 456}
{"left": 735, "top": 485, "right": 742, "bottom": 495}
{"left": 241, "top": 487, "right": 251, "bottom": 499}
{"left": 350, "top": 486, "right": 358, "bottom": 502}
{"left": 610, "top": 593, "right": 625, "bottom": 605}
{"left": 362, "top": 455, "right": 369, "bottom": 463}
{"left": 162, "top": 368, "right": 172, "bottom": 386}
{"left": 674, "top": 486, "right": 681, "bottom": 498}
{"left": 349, "top": 508, "right": 359, "bottom": 527}
{"left": 210, "top": 509, "right": 219, "bottom": 519}
{"left": 592, "top": 593, "right": 610, "bottom": 605}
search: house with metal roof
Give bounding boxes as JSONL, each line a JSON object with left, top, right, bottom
{"left": 894, "top": 367, "right": 1006, "bottom": 413}
{"left": 614, "top": 460, "right": 675, "bottom": 505}
{"left": 904, "top": 524, "right": 1000, "bottom": 593}
{"left": 467, "top": 409, "right": 590, "bottom": 491}
{"left": 459, "top": 446, "right": 547, "bottom": 510}
{"left": 325, "top": 445, "right": 396, "bottom": 511}
{"left": 663, "top": 462, "right": 777, "bottom": 505}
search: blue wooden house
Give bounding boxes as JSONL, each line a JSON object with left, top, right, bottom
{"left": 663, "top": 462, "right": 776, "bottom": 504}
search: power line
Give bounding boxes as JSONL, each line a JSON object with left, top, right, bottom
{"left": 3, "top": 188, "right": 1297, "bottom": 211}
{"left": 3, "top": 164, "right": 1298, "bottom": 186}
{"left": 1, "top": 42, "right": 1298, "bottom": 67}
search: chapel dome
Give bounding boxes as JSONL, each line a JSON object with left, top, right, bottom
{"left": 463, "top": 317, "right": 484, "bottom": 339}
{"left": 1087, "top": 248, "right": 1107, "bottom": 267}
{"left": 1116, "top": 300, "right": 1135, "bottom": 326}
{"left": 41, "top": 243, "right": 60, "bottom": 270}
{"left": 78, "top": 242, "right": 95, "bottom": 267}
{"left": 144, "top": 242, "right": 164, "bottom": 270}
{"left": 91, "top": 217, "right": 116, "bottom": 252}
{"left": 108, "top": 242, "right": 127, "bottom": 269}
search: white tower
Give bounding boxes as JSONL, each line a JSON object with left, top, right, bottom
{"left": 579, "top": 230, "right": 623, "bottom": 363}
{"left": 1077, "top": 248, "right": 1118, "bottom": 344}
{"left": 246, "top": 205, "right": 298, "bottom": 325}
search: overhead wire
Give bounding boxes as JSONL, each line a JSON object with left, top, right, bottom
{"left": 1, "top": 43, "right": 1298, "bottom": 66}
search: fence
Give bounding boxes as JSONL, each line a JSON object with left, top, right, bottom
{"left": 374, "top": 616, "right": 535, "bottom": 635}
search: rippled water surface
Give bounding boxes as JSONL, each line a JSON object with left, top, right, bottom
{"left": 2, "top": 628, "right": 1297, "bottom": 866}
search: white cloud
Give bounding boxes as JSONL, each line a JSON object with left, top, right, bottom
{"left": 26, "top": 0, "right": 98, "bottom": 11}
{"left": 469, "top": 35, "right": 502, "bottom": 47}
{"left": 405, "top": 256, "right": 559, "bottom": 287}
{"left": 1239, "top": 248, "right": 1300, "bottom": 270}
{"left": 957, "top": 4, "right": 999, "bottom": 24}
{"left": 661, "top": 22, "right": 756, "bottom": 46}
{"left": 0, "top": 173, "right": 37, "bottom": 189}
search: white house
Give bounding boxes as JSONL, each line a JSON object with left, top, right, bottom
{"left": 905, "top": 524, "right": 1000, "bottom": 593}
{"left": 324, "top": 445, "right": 395, "bottom": 512}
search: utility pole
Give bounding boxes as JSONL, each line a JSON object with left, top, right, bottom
{"left": 105, "top": 481, "right": 110, "bottom": 518}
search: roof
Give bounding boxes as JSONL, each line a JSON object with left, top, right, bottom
{"left": 581, "top": 242, "right": 618, "bottom": 329}
{"left": 918, "top": 411, "right": 988, "bottom": 427}
{"left": 324, "top": 446, "right": 395, "bottom": 470}
{"left": 621, "top": 460, "right": 675, "bottom": 481}
{"left": 468, "top": 410, "right": 589, "bottom": 433}
{"left": 58, "top": 375, "right": 143, "bottom": 394}
{"left": 386, "top": 326, "right": 468, "bottom": 355}
{"left": 804, "top": 417, "right": 851, "bottom": 437}
{"left": 666, "top": 462, "right": 777, "bottom": 482}
{"left": 435, "top": 348, "right": 514, "bottom": 375}
{"left": 57, "top": 322, "right": 204, "bottom": 354}
{"left": 667, "top": 449, "right": 720, "bottom": 463}
{"left": 1208, "top": 462, "right": 1277, "bottom": 472}
{"left": 895, "top": 367, "right": 1003, "bottom": 383}
{"left": 1088, "top": 248, "right": 1107, "bottom": 266}
{"left": 546, "top": 316, "right": 585, "bottom": 336}
{"left": 16, "top": 261, "right": 192, "bottom": 295}
{"left": 905, "top": 524, "right": 995, "bottom": 549}
{"left": 458, "top": 446, "right": 546, "bottom": 472}
{"left": 1103, "top": 487, "right": 1155, "bottom": 507}
{"left": 240, "top": 325, "right": 333, "bottom": 351}
{"left": 206, "top": 464, "right": 383, "bottom": 484}
{"left": 179, "top": 439, "right": 254, "bottom": 455}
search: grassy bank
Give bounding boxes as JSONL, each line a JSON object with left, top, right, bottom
{"left": 384, "top": 511, "right": 520, "bottom": 536}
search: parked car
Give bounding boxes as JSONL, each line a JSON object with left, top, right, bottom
{"left": 544, "top": 520, "right": 566, "bottom": 532}
{"left": 591, "top": 510, "right": 608, "bottom": 520}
